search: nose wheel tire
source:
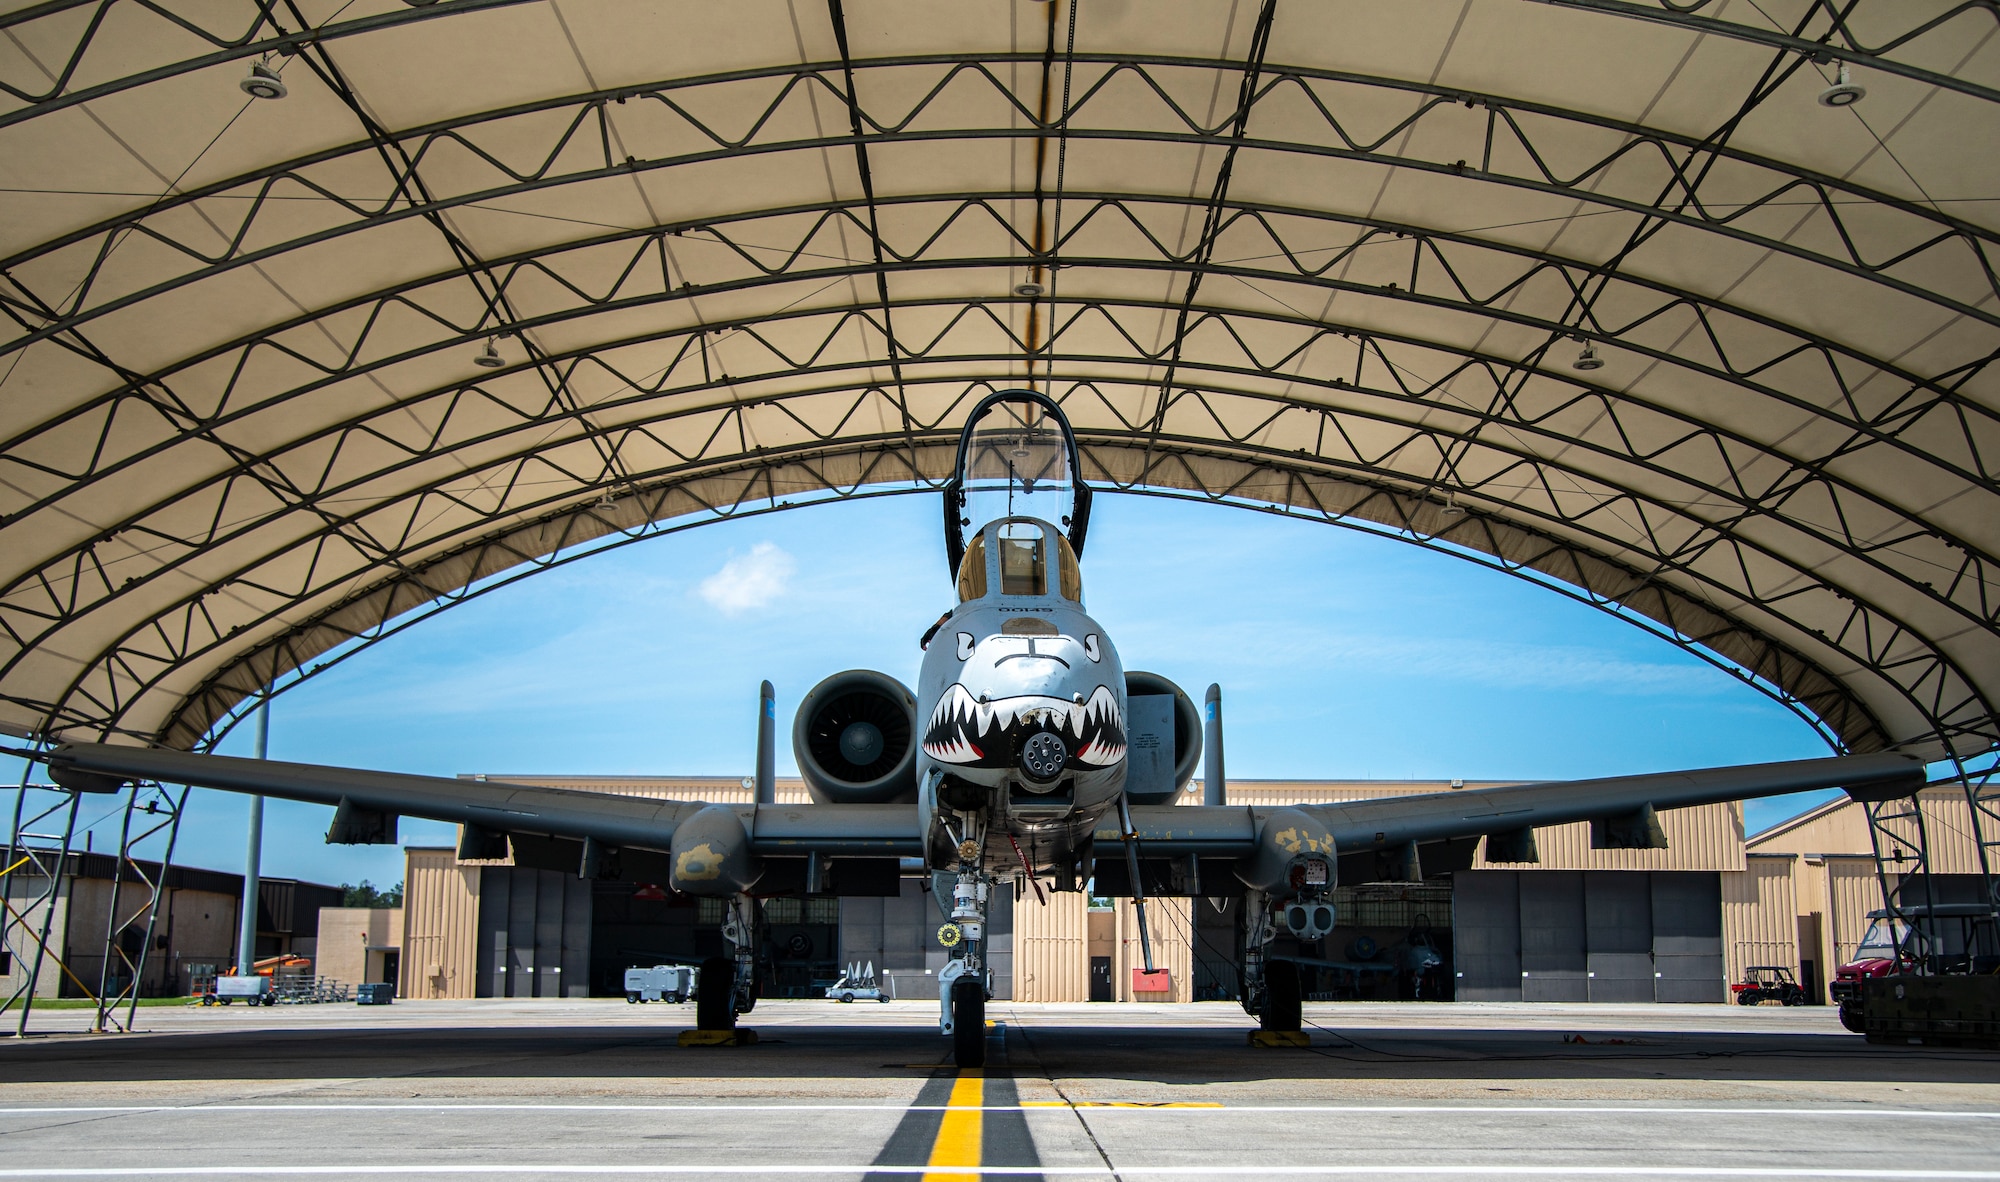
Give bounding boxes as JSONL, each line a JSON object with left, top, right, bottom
{"left": 951, "top": 979, "right": 986, "bottom": 1069}
{"left": 695, "top": 956, "right": 737, "bottom": 1031}
{"left": 1260, "top": 960, "right": 1302, "bottom": 1032}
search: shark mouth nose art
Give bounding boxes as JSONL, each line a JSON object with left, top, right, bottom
{"left": 921, "top": 683, "right": 1127, "bottom": 770}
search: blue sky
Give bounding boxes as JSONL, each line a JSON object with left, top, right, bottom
{"left": 7, "top": 493, "right": 1838, "bottom": 888}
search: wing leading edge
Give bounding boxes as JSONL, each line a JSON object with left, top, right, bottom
{"left": 1101, "top": 750, "right": 1925, "bottom": 871}
{"left": 41, "top": 742, "right": 921, "bottom": 861}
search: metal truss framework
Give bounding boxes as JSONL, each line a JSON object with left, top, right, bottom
{"left": 0, "top": 12, "right": 1991, "bottom": 781}
{"left": 4, "top": 0, "right": 1993, "bottom": 126}
{"left": 10, "top": 54, "right": 2000, "bottom": 346}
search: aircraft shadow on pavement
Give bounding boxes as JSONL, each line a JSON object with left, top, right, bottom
{"left": 2, "top": 1023, "right": 1995, "bottom": 1088}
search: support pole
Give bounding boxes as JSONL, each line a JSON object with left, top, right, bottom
{"left": 235, "top": 701, "right": 268, "bottom": 975}
{"left": 1203, "top": 684, "right": 1226, "bottom": 806}
{"left": 1117, "top": 794, "right": 1155, "bottom": 973}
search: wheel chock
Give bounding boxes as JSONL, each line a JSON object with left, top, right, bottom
{"left": 679, "top": 1028, "right": 758, "bottom": 1047}
{"left": 1248, "top": 1029, "right": 1310, "bottom": 1047}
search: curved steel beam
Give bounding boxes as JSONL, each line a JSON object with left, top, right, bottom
{"left": 0, "top": 0, "right": 541, "bottom": 124}
{"left": 7, "top": 295, "right": 1988, "bottom": 749}
{"left": 174, "top": 472, "right": 1873, "bottom": 760}
{"left": 9, "top": 192, "right": 1992, "bottom": 531}
{"left": 1527, "top": 0, "right": 2000, "bottom": 104}
{"left": 6, "top": 55, "right": 1993, "bottom": 352}
{"left": 10, "top": 262, "right": 1990, "bottom": 649}
{"left": 22, "top": 355, "right": 1981, "bottom": 758}
{"left": 3, "top": 1, "right": 1993, "bottom": 141}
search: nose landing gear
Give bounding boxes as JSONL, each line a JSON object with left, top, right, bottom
{"left": 937, "top": 826, "right": 992, "bottom": 1068}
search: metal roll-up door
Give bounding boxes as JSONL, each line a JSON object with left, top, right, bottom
{"left": 1652, "top": 873, "right": 1724, "bottom": 1003}
{"left": 1451, "top": 870, "right": 1521, "bottom": 1001}
{"left": 1585, "top": 871, "right": 1655, "bottom": 1002}
{"left": 1520, "top": 871, "right": 1587, "bottom": 1002}
{"left": 560, "top": 872, "right": 592, "bottom": 998}
{"left": 475, "top": 866, "right": 510, "bottom": 999}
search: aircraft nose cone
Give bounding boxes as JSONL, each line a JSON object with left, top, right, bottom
{"left": 839, "top": 721, "right": 885, "bottom": 766}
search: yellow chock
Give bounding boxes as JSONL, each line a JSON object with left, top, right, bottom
{"left": 679, "top": 1028, "right": 758, "bottom": 1047}
{"left": 1248, "top": 1029, "right": 1310, "bottom": 1048}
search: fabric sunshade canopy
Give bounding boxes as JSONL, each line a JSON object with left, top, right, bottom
{"left": 0, "top": 0, "right": 1994, "bottom": 759}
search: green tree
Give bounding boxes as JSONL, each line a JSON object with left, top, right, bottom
{"left": 340, "top": 879, "right": 404, "bottom": 908}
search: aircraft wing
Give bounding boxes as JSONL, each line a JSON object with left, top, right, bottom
{"left": 39, "top": 742, "right": 1922, "bottom": 886}
{"left": 1106, "top": 751, "right": 1925, "bottom": 877}
{"left": 38, "top": 742, "right": 920, "bottom": 858}
{"left": 1303, "top": 750, "right": 1925, "bottom": 851}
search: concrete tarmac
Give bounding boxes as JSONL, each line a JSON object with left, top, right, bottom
{"left": 2, "top": 999, "right": 1996, "bottom": 1179}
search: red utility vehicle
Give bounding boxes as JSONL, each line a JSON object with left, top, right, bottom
{"left": 1730, "top": 965, "right": 1808, "bottom": 1006}
{"left": 1832, "top": 904, "right": 1999, "bottom": 1034}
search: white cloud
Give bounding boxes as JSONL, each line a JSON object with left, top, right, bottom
{"left": 697, "top": 542, "right": 797, "bottom": 615}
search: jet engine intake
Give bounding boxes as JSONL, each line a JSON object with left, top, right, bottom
{"left": 796, "top": 670, "right": 920, "bottom": 804}
{"left": 1122, "top": 671, "right": 1201, "bottom": 804}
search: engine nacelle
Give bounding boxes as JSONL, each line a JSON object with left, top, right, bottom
{"left": 794, "top": 669, "right": 920, "bottom": 804}
{"left": 1122, "top": 671, "right": 1202, "bottom": 804}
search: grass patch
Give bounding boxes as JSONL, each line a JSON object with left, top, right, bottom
{"left": 20, "top": 997, "right": 195, "bottom": 1009}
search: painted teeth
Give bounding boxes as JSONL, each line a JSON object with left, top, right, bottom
{"left": 924, "top": 683, "right": 1127, "bottom": 768}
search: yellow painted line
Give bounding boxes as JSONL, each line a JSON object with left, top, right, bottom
{"left": 1021, "top": 1101, "right": 1222, "bottom": 1108}
{"left": 921, "top": 1071, "right": 982, "bottom": 1182}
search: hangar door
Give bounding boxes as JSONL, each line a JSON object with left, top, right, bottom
{"left": 1454, "top": 871, "right": 1722, "bottom": 1003}
{"left": 474, "top": 867, "right": 592, "bottom": 998}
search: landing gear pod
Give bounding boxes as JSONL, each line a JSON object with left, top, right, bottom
{"left": 795, "top": 670, "right": 920, "bottom": 804}
{"left": 669, "top": 804, "right": 762, "bottom": 895}
{"left": 1121, "top": 671, "right": 1201, "bottom": 804}
{"left": 1236, "top": 807, "right": 1337, "bottom": 896}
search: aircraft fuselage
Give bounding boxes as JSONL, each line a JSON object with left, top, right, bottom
{"left": 915, "top": 514, "right": 1126, "bottom": 886}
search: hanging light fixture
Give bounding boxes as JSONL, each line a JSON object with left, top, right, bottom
{"left": 239, "top": 58, "right": 288, "bottom": 101}
{"left": 473, "top": 336, "right": 506, "bottom": 368}
{"left": 1012, "top": 280, "right": 1045, "bottom": 298}
{"left": 1818, "top": 61, "right": 1866, "bottom": 107}
{"left": 1573, "top": 344, "right": 1604, "bottom": 372}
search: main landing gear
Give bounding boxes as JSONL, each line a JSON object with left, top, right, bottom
{"left": 1239, "top": 888, "right": 1314, "bottom": 1040}
{"left": 692, "top": 893, "right": 759, "bottom": 1038}
{"left": 951, "top": 976, "right": 985, "bottom": 1068}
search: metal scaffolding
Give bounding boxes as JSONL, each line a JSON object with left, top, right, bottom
{"left": 2, "top": 771, "right": 84, "bottom": 1035}
{"left": 2, "top": 763, "right": 192, "bottom": 1035}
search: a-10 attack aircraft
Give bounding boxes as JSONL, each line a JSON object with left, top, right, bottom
{"left": 43, "top": 391, "right": 1925, "bottom": 1067}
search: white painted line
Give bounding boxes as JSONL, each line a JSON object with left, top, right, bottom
{"left": 0, "top": 1103, "right": 1994, "bottom": 1119}
{"left": 0, "top": 1166, "right": 1997, "bottom": 1179}
{"left": 0, "top": 1105, "right": 908, "bottom": 1115}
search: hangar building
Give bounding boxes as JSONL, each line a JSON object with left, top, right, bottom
{"left": 0, "top": 0, "right": 1991, "bottom": 1020}
{"left": 368, "top": 772, "right": 1983, "bottom": 1006}
{"left": 1, "top": 853, "right": 338, "bottom": 999}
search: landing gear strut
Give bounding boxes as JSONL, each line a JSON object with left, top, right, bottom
{"left": 697, "top": 893, "right": 759, "bottom": 1031}
{"left": 1238, "top": 890, "right": 1283, "bottom": 1027}
{"left": 937, "top": 821, "right": 990, "bottom": 1068}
